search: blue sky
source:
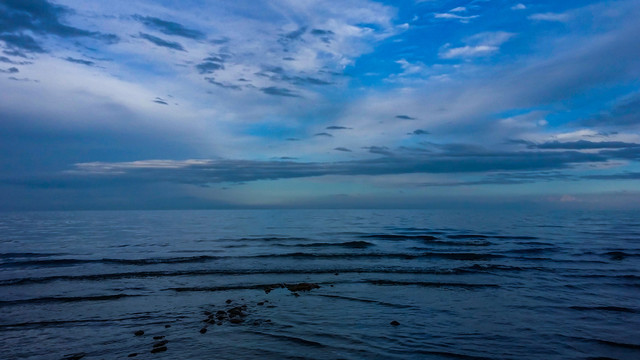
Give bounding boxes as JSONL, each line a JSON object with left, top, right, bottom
{"left": 1, "top": 0, "right": 639, "bottom": 210}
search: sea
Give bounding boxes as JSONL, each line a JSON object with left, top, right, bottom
{"left": 0, "top": 209, "right": 639, "bottom": 359}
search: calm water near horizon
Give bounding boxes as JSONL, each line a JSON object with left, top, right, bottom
{"left": 1, "top": 209, "right": 639, "bottom": 359}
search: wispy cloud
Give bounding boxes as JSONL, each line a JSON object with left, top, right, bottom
{"left": 133, "top": 15, "right": 205, "bottom": 40}
{"left": 529, "top": 12, "right": 570, "bottom": 22}
{"left": 138, "top": 32, "right": 186, "bottom": 51}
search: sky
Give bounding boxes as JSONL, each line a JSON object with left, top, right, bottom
{"left": 1, "top": 0, "right": 639, "bottom": 210}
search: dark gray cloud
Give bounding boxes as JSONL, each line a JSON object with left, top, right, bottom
{"left": 314, "top": 132, "right": 333, "bottom": 137}
{"left": 205, "top": 77, "right": 242, "bottom": 90}
{"left": 363, "top": 146, "right": 394, "bottom": 156}
{"left": 528, "top": 140, "right": 640, "bottom": 150}
{"left": 34, "top": 147, "right": 618, "bottom": 188}
{"left": 334, "top": 147, "right": 352, "bottom": 152}
{"left": 0, "top": 56, "right": 30, "bottom": 64}
{"left": 153, "top": 97, "right": 168, "bottom": 105}
{"left": 261, "top": 86, "right": 300, "bottom": 97}
{"left": 326, "top": 126, "right": 351, "bottom": 130}
{"left": 409, "top": 129, "right": 430, "bottom": 135}
{"left": 582, "top": 93, "right": 640, "bottom": 127}
{"left": 396, "top": 115, "right": 416, "bottom": 120}
{"left": 196, "top": 61, "right": 224, "bottom": 74}
{"left": 64, "top": 57, "right": 95, "bottom": 66}
{"left": 583, "top": 172, "right": 640, "bottom": 180}
{"left": 138, "top": 32, "right": 186, "bottom": 51}
{"left": 286, "top": 138, "right": 300, "bottom": 141}
{"left": 0, "top": 0, "right": 118, "bottom": 53}
{"left": 310, "top": 29, "right": 334, "bottom": 36}
{"left": 133, "top": 15, "right": 205, "bottom": 40}
{"left": 257, "top": 66, "right": 332, "bottom": 86}
{"left": 0, "top": 66, "right": 19, "bottom": 73}
{"left": 282, "top": 27, "right": 307, "bottom": 41}
{"left": 0, "top": 33, "right": 46, "bottom": 53}
{"left": 7, "top": 76, "right": 37, "bottom": 82}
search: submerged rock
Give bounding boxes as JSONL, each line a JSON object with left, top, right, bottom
{"left": 199, "top": 327, "right": 207, "bottom": 334}
{"left": 134, "top": 330, "right": 144, "bottom": 336}
{"left": 390, "top": 320, "right": 400, "bottom": 326}
{"left": 62, "top": 353, "right": 86, "bottom": 360}
{"left": 127, "top": 353, "right": 138, "bottom": 358}
{"left": 164, "top": 325, "right": 171, "bottom": 328}
{"left": 153, "top": 336, "right": 165, "bottom": 340}
{"left": 150, "top": 346, "right": 167, "bottom": 354}
{"left": 153, "top": 340, "right": 169, "bottom": 348}
{"left": 285, "top": 283, "right": 320, "bottom": 292}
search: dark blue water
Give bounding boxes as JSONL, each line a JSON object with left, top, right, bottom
{"left": 1, "top": 209, "right": 639, "bottom": 359}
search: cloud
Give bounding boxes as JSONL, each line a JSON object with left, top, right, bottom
{"left": 205, "top": 78, "right": 242, "bottom": 90}
{"left": 529, "top": 13, "right": 570, "bottom": 22}
{"left": 511, "top": 4, "right": 526, "bottom": 11}
{"left": 334, "top": 147, "right": 352, "bottom": 152}
{"left": 0, "top": 56, "right": 30, "bottom": 65}
{"left": 433, "top": 13, "right": 479, "bottom": 23}
{"left": 138, "top": 32, "right": 186, "bottom": 51}
{"left": 64, "top": 57, "right": 95, "bottom": 66}
{"left": 363, "top": 146, "right": 393, "bottom": 156}
{"left": 529, "top": 140, "right": 640, "bottom": 150}
{"left": 0, "top": 33, "right": 46, "bottom": 53}
{"left": 314, "top": 132, "right": 333, "bottom": 137}
{"left": 0, "top": 66, "right": 19, "bottom": 73}
{"left": 326, "top": 126, "right": 351, "bottom": 130}
{"left": 260, "top": 86, "right": 300, "bottom": 97}
{"left": 133, "top": 15, "right": 205, "bottom": 40}
{"left": 440, "top": 31, "right": 514, "bottom": 59}
{"left": 583, "top": 93, "right": 640, "bottom": 127}
{"left": 409, "top": 129, "right": 430, "bottom": 135}
{"left": 196, "top": 59, "right": 225, "bottom": 74}
{"left": 584, "top": 172, "right": 640, "bottom": 180}
{"left": 395, "top": 115, "right": 416, "bottom": 120}
{"left": 153, "top": 97, "right": 169, "bottom": 105}
{"left": 0, "top": 0, "right": 117, "bottom": 53}
{"left": 43, "top": 145, "right": 626, "bottom": 187}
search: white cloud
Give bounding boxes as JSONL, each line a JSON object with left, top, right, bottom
{"left": 439, "top": 31, "right": 515, "bottom": 59}
{"left": 433, "top": 13, "right": 479, "bottom": 22}
{"left": 529, "top": 12, "right": 570, "bottom": 22}
{"left": 450, "top": 7, "right": 467, "bottom": 13}
{"left": 511, "top": 4, "right": 526, "bottom": 11}
{"left": 440, "top": 45, "right": 498, "bottom": 59}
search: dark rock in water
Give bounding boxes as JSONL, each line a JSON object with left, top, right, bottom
{"left": 390, "top": 320, "right": 400, "bottom": 326}
{"left": 225, "top": 299, "right": 232, "bottom": 304}
{"left": 216, "top": 310, "right": 227, "bottom": 316}
{"left": 62, "top": 353, "right": 86, "bottom": 360}
{"left": 285, "top": 283, "right": 320, "bottom": 292}
{"left": 153, "top": 340, "right": 169, "bottom": 348}
{"left": 134, "top": 330, "right": 144, "bottom": 336}
{"left": 203, "top": 311, "right": 212, "bottom": 316}
{"left": 153, "top": 336, "right": 165, "bottom": 340}
{"left": 164, "top": 325, "right": 171, "bottom": 328}
{"left": 230, "top": 317, "right": 243, "bottom": 324}
{"left": 257, "top": 301, "right": 264, "bottom": 306}
{"left": 605, "top": 251, "right": 627, "bottom": 260}
{"left": 217, "top": 321, "right": 223, "bottom": 326}
{"left": 264, "top": 284, "right": 285, "bottom": 293}
{"left": 199, "top": 327, "right": 207, "bottom": 334}
{"left": 127, "top": 353, "right": 138, "bottom": 358}
{"left": 150, "top": 346, "right": 167, "bottom": 353}
{"left": 228, "top": 306, "right": 246, "bottom": 317}
{"left": 253, "top": 320, "right": 261, "bottom": 326}
{"left": 292, "top": 292, "right": 300, "bottom": 297}
{"left": 334, "top": 272, "right": 339, "bottom": 276}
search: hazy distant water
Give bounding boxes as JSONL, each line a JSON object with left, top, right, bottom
{"left": 1, "top": 209, "right": 639, "bottom": 359}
